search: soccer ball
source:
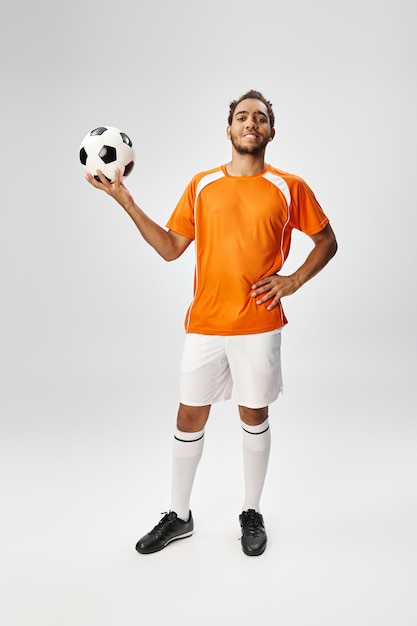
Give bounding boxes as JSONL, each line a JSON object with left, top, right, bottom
{"left": 79, "top": 126, "right": 135, "bottom": 182}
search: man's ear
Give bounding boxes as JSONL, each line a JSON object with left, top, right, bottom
{"left": 269, "top": 128, "right": 276, "bottom": 141}
{"left": 226, "top": 125, "right": 231, "bottom": 140}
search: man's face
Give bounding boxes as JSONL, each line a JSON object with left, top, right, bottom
{"left": 227, "top": 98, "right": 275, "bottom": 155}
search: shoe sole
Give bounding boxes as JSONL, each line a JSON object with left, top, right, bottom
{"left": 136, "top": 530, "right": 193, "bottom": 554}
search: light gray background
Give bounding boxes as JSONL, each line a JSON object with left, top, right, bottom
{"left": 1, "top": 0, "right": 416, "bottom": 624}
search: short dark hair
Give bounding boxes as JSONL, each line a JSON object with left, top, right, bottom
{"left": 228, "top": 90, "right": 275, "bottom": 128}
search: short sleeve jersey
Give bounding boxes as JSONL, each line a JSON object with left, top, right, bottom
{"left": 166, "top": 164, "right": 329, "bottom": 336}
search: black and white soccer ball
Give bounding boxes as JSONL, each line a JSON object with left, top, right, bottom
{"left": 79, "top": 126, "right": 135, "bottom": 182}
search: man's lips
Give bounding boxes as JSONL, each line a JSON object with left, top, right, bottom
{"left": 242, "top": 133, "right": 259, "bottom": 140}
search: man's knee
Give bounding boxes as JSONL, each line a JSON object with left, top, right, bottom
{"left": 239, "top": 405, "right": 269, "bottom": 426}
{"left": 177, "top": 403, "right": 211, "bottom": 432}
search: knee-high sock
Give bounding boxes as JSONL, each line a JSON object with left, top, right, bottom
{"left": 170, "top": 427, "right": 205, "bottom": 522}
{"left": 241, "top": 419, "right": 271, "bottom": 512}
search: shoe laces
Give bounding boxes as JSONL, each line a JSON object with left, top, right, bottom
{"left": 241, "top": 509, "right": 263, "bottom": 536}
{"left": 150, "top": 511, "right": 177, "bottom": 537}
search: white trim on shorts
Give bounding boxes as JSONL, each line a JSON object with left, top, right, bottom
{"left": 179, "top": 329, "right": 283, "bottom": 409}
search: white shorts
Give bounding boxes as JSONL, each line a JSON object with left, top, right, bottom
{"left": 179, "top": 329, "right": 283, "bottom": 408}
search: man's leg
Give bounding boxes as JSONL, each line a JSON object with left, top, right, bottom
{"left": 238, "top": 405, "right": 270, "bottom": 556}
{"left": 170, "top": 403, "right": 211, "bottom": 521}
{"left": 135, "top": 403, "right": 210, "bottom": 554}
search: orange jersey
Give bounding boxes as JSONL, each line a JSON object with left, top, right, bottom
{"left": 166, "top": 164, "right": 329, "bottom": 335}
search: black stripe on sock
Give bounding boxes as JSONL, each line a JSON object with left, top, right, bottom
{"left": 174, "top": 433, "right": 205, "bottom": 443}
{"left": 241, "top": 426, "right": 270, "bottom": 436}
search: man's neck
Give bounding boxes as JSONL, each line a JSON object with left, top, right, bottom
{"left": 225, "top": 152, "right": 267, "bottom": 177}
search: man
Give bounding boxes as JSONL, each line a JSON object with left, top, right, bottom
{"left": 86, "top": 89, "right": 337, "bottom": 556}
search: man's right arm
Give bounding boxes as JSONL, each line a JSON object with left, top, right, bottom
{"left": 86, "top": 169, "right": 192, "bottom": 261}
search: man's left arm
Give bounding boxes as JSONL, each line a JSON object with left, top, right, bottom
{"left": 251, "top": 223, "right": 338, "bottom": 311}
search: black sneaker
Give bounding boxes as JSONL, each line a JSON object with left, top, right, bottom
{"left": 135, "top": 511, "right": 194, "bottom": 554}
{"left": 239, "top": 509, "right": 267, "bottom": 556}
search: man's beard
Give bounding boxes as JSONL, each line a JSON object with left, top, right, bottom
{"left": 230, "top": 134, "right": 269, "bottom": 155}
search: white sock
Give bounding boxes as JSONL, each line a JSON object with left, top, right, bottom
{"left": 241, "top": 419, "right": 271, "bottom": 512}
{"left": 170, "top": 427, "right": 205, "bottom": 521}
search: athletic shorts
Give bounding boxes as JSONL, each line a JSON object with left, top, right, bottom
{"left": 179, "top": 329, "right": 283, "bottom": 408}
